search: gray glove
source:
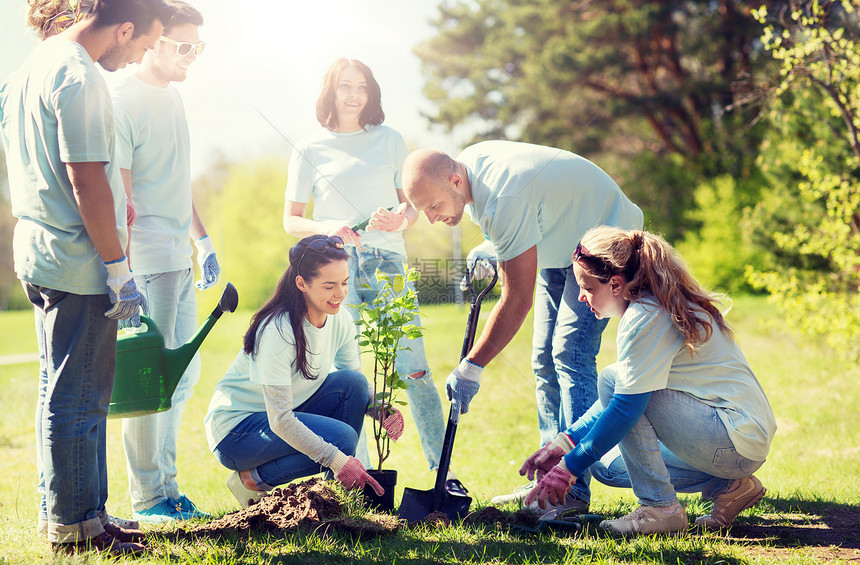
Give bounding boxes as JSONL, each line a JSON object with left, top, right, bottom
{"left": 105, "top": 258, "right": 146, "bottom": 326}
{"left": 446, "top": 358, "right": 484, "bottom": 421}
{"left": 195, "top": 235, "right": 220, "bottom": 291}
{"left": 460, "top": 240, "right": 498, "bottom": 291}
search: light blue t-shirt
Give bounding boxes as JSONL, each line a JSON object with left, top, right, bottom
{"left": 612, "top": 297, "right": 777, "bottom": 461}
{"left": 0, "top": 38, "right": 126, "bottom": 294}
{"left": 284, "top": 125, "right": 408, "bottom": 257}
{"left": 204, "top": 310, "right": 361, "bottom": 450}
{"left": 112, "top": 75, "right": 193, "bottom": 275}
{"left": 458, "top": 141, "right": 643, "bottom": 268}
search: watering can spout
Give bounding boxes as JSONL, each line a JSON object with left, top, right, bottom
{"left": 109, "top": 282, "right": 239, "bottom": 418}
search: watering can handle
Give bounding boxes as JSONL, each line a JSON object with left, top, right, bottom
{"left": 212, "top": 282, "right": 239, "bottom": 319}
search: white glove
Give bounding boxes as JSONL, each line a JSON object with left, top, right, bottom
{"left": 446, "top": 358, "right": 484, "bottom": 421}
{"left": 460, "top": 239, "right": 498, "bottom": 291}
{"left": 195, "top": 235, "right": 220, "bottom": 291}
{"left": 105, "top": 257, "right": 146, "bottom": 325}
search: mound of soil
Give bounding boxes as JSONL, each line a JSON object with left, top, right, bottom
{"left": 175, "top": 478, "right": 401, "bottom": 540}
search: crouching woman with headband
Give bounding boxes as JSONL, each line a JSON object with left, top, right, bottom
{"left": 523, "top": 226, "right": 776, "bottom": 535}
{"left": 204, "top": 235, "right": 403, "bottom": 507}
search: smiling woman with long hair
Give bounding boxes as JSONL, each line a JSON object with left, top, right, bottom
{"left": 204, "top": 235, "right": 404, "bottom": 507}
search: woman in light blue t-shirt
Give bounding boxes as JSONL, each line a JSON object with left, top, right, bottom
{"left": 283, "top": 58, "right": 457, "bottom": 493}
{"left": 522, "top": 226, "right": 776, "bottom": 536}
{"left": 204, "top": 235, "right": 404, "bottom": 508}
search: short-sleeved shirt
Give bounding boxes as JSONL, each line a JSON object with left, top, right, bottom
{"left": 0, "top": 38, "right": 126, "bottom": 294}
{"left": 612, "top": 297, "right": 777, "bottom": 461}
{"left": 458, "top": 141, "right": 643, "bottom": 269}
{"left": 204, "top": 310, "right": 361, "bottom": 450}
{"left": 284, "top": 125, "right": 408, "bottom": 257}
{"left": 112, "top": 75, "right": 193, "bottom": 275}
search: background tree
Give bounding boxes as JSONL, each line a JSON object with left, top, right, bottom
{"left": 415, "top": 0, "right": 780, "bottom": 238}
{"left": 747, "top": 0, "right": 860, "bottom": 357}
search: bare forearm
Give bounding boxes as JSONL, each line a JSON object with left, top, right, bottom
{"left": 283, "top": 214, "right": 329, "bottom": 238}
{"left": 467, "top": 292, "right": 532, "bottom": 367}
{"left": 69, "top": 162, "right": 124, "bottom": 263}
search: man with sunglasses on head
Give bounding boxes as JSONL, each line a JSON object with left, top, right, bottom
{"left": 402, "top": 141, "right": 643, "bottom": 521}
{"left": 1, "top": 0, "right": 171, "bottom": 555}
{"left": 110, "top": 0, "right": 218, "bottom": 523}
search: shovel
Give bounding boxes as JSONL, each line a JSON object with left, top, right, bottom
{"left": 108, "top": 282, "right": 239, "bottom": 418}
{"left": 398, "top": 270, "right": 498, "bottom": 523}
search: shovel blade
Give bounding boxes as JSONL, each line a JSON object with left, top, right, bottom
{"left": 397, "top": 487, "right": 471, "bottom": 524}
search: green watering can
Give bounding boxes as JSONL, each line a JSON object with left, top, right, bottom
{"left": 108, "top": 282, "right": 239, "bottom": 419}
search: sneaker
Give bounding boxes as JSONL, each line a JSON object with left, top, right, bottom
{"left": 445, "top": 478, "right": 470, "bottom": 497}
{"left": 104, "top": 521, "right": 145, "bottom": 543}
{"left": 527, "top": 491, "right": 589, "bottom": 521}
{"left": 133, "top": 497, "right": 197, "bottom": 523}
{"left": 227, "top": 470, "right": 264, "bottom": 509}
{"left": 51, "top": 532, "right": 146, "bottom": 557}
{"left": 600, "top": 504, "right": 688, "bottom": 536}
{"left": 175, "top": 494, "right": 211, "bottom": 519}
{"left": 490, "top": 480, "right": 536, "bottom": 505}
{"left": 695, "top": 475, "right": 766, "bottom": 530}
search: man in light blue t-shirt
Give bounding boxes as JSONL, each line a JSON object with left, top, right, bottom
{"left": 112, "top": 0, "right": 218, "bottom": 523}
{"left": 403, "top": 141, "right": 643, "bottom": 519}
{"left": 0, "top": 0, "right": 167, "bottom": 555}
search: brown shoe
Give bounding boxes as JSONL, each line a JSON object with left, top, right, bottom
{"left": 52, "top": 532, "right": 146, "bottom": 556}
{"left": 695, "top": 475, "right": 766, "bottom": 529}
{"left": 104, "top": 520, "right": 146, "bottom": 542}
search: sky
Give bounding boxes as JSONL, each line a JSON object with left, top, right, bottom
{"left": 0, "top": 0, "right": 469, "bottom": 178}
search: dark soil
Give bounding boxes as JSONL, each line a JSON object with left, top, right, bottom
{"left": 173, "top": 478, "right": 402, "bottom": 540}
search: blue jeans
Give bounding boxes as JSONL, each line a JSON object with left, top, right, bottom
{"left": 595, "top": 364, "right": 765, "bottom": 506}
{"left": 26, "top": 283, "right": 116, "bottom": 543}
{"left": 532, "top": 267, "right": 608, "bottom": 503}
{"left": 123, "top": 269, "right": 200, "bottom": 512}
{"left": 344, "top": 245, "right": 445, "bottom": 470}
{"left": 212, "top": 370, "right": 368, "bottom": 489}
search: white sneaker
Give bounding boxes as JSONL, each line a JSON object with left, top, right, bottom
{"left": 227, "top": 471, "right": 264, "bottom": 509}
{"left": 490, "top": 481, "right": 536, "bottom": 505}
{"left": 527, "top": 491, "right": 589, "bottom": 521}
{"left": 600, "top": 504, "right": 688, "bottom": 536}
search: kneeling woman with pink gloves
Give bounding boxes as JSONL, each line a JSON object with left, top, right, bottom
{"left": 204, "top": 235, "right": 403, "bottom": 507}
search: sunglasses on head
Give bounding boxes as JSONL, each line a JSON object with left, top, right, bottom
{"left": 159, "top": 36, "right": 207, "bottom": 56}
{"left": 296, "top": 236, "right": 345, "bottom": 275}
{"left": 572, "top": 241, "right": 617, "bottom": 280}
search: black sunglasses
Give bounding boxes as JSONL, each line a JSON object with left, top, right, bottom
{"left": 572, "top": 241, "right": 617, "bottom": 280}
{"left": 296, "top": 235, "right": 345, "bottom": 275}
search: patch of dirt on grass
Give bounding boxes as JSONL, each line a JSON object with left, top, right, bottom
{"left": 174, "top": 478, "right": 401, "bottom": 540}
{"left": 705, "top": 505, "right": 860, "bottom": 563}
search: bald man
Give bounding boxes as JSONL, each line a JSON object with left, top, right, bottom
{"left": 403, "top": 140, "right": 643, "bottom": 520}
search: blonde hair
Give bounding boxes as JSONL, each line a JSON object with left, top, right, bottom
{"left": 27, "top": 0, "right": 95, "bottom": 39}
{"left": 576, "top": 226, "right": 732, "bottom": 351}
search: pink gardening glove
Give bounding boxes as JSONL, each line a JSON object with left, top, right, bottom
{"left": 367, "top": 202, "right": 409, "bottom": 232}
{"left": 126, "top": 199, "right": 136, "bottom": 227}
{"left": 336, "top": 456, "right": 384, "bottom": 496}
{"left": 367, "top": 402, "right": 405, "bottom": 442}
{"left": 520, "top": 432, "right": 575, "bottom": 481}
{"left": 524, "top": 461, "right": 576, "bottom": 510}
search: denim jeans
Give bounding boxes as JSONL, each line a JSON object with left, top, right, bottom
{"left": 596, "top": 364, "right": 765, "bottom": 507}
{"left": 122, "top": 269, "right": 200, "bottom": 512}
{"left": 212, "top": 370, "right": 368, "bottom": 489}
{"left": 344, "top": 245, "right": 445, "bottom": 470}
{"left": 26, "top": 283, "right": 116, "bottom": 543}
{"left": 532, "top": 267, "right": 608, "bottom": 503}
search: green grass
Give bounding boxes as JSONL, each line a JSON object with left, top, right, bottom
{"left": 0, "top": 295, "right": 858, "bottom": 563}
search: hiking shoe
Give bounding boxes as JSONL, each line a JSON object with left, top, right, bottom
{"left": 51, "top": 532, "right": 146, "bottom": 556}
{"left": 527, "top": 491, "right": 589, "bottom": 521}
{"left": 227, "top": 470, "right": 264, "bottom": 509}
{"left": 695, "top": 475, "right": 766, "bottom": 530}
{"left": 37, "top": 513, "right": 139, "bottom": 536}
{"left": 600, "top": 504, "right": 688, "bottom": 536}
{"left": 490, "top": 480, "right": 536, "bottom": 505}
{"left": 133, "top": 497, "right": 198, "bottom": 523}
{"left": 104, "top": 521, "right": 145, "bottom": 543}
{"left": 445, "top": 478, "right": 470, "bottom": 497}
{"left": 176, "top": 494, "right": 211, "bottom": 519}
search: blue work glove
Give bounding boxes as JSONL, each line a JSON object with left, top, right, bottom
{"left": 105, "top": 257, "right": 146, "bottom": 326}
{"left": 195, "top": 235, "right": 220, "bottom": 291}
{"left": 460, "top": 240, "right": 498, "bottom": 291}
{"left": 446, "top": 358, "right": 483, "bottom": 421}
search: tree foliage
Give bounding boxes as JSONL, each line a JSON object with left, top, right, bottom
{"left": 415, "top": 0, "right": 778, "bottom": 237}
{"left": 747, "top": 0, "right": 860, "bottom": 357}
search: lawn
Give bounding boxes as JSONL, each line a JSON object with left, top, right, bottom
{"left": 0, "top": 294, "right": 858, "bottom": 563}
